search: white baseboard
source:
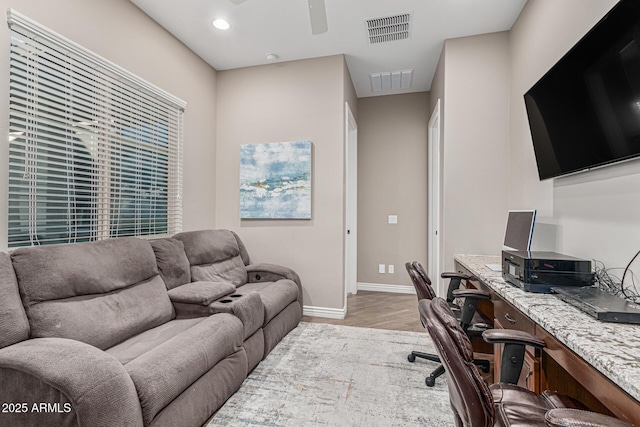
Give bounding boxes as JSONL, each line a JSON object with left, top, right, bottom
{"left": 357, "top": 282, "right": 416, "bottom": 294}
{"left": 302, "top": 284, "right": 414, "bottom": 319}
{"left": 303, "top": 305, "right": 346, "bottom": 319}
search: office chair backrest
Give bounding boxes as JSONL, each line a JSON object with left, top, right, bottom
{"left": 405, "top": 262, "right": 437, "bottom": 300}
{"left": 420, "top": 297, "right": 494, "bottom": 427}
{"left": 412, "top": 261, "right": 432, "bottom": 285}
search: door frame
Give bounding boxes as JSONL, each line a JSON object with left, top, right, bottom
{"left": 345, "top": 102, "right": 358, "bottom": 304}
{"left": 428, "top": 99, "right": 443, "bottom": 296}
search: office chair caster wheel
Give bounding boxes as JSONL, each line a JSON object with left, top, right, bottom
{"left": 426, "top": 377, "right": 436, "bottom": 387}
{"left": 408, "top": 353, "right": 416, "bottom": 363}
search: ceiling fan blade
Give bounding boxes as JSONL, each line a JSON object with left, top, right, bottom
{"left": 308, "top": 0, "right": 328, "bottom": 35}
{"left": 229, "top": 0, "right": 248, "bottom": 4}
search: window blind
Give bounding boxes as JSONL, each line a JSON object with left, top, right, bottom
{"left": 7, "top": 10, "right": 185, "bottom": 247}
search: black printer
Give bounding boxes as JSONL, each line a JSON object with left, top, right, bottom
{"left": 502, "top": 250, "right": 593, "bottom": 293}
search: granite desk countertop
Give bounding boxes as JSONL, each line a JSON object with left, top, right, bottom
{"left": 454, "top": 254, "right": 640, "bottom": 404}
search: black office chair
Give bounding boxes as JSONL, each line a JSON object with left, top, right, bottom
{"left": 405, "top": 262, "right": 492, "bottom": 386}
{"left": 420, "top": 297, "right": 633, "bottom": 427}
{"left": 412, "top": 262, "right": 472, "bottom": 307}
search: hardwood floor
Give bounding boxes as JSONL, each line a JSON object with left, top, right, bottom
{"left": 301, "top": 290, "right": 425, "bottom": 333}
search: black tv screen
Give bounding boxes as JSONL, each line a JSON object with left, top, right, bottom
{"left": 524, "top": 0, "right": 640, "bottom": 180}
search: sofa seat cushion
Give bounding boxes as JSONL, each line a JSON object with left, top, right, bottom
{"left": 124, "top": 313, "right": 244, "bottom": 426}
{"left": 263, "top": 302, "right": 302, "bottom": 357}
{"left": 236, "top": 279, "right": 299, "bottom": 324}
{"left": 106, "top": 318, "right": 205, "bottom": 364}
{"left": 150, "top": 238, "right": 191, "bottom": 290}
{"left": 167, "top": 281, "right": 235, "bottom": 306}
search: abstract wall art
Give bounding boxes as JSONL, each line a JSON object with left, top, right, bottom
{"left": 240, "top": 141, "right": 312, "bottom": 219}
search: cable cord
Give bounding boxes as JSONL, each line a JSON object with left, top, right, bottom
{"left": 592, "top": 256, "right": 640, "bottom": 303}
{"left": 621, "top": 248, "right": 640, "bottom": 301}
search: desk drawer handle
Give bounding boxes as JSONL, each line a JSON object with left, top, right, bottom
{"left": 504, "top": 313, "right": 517, "bottom": 324}
{"left": 525, "top": 370, "right": 533, "bottom": 389}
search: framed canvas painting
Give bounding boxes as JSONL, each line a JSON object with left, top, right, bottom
{"left": 240, "top": 141, "right": 312, "bottom": 219}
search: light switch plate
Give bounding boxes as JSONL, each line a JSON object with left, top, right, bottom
{"left": 378, "top": 264, "right": 386, "bottom": 274}
{"left": 388, "top": 215, "right": 398, "bottom": 224}
{"left": 388, "top": 264, "right": 395, "bottom": 274}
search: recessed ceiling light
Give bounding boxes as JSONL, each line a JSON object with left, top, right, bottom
{"left": 212, "top": 19, "right": 230, "bottom": 30}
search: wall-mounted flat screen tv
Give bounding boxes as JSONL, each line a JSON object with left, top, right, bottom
{"left": 524, "top": 0, "right": 640, "bottom": 180}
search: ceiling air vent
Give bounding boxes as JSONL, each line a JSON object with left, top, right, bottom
{"left": 370, "top": 69, "right": 413, "bottom": 93}
{"left": 366, "top": 13, "right": 411, "bottom": 44}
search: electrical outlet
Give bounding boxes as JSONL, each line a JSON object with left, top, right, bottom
{"left": 388, "top": 264, "right": 395, "bottom": 274}
{"left": 388, "top": 215, "right": 398, "bottom": 224}
{"left": 378, "top": 264, "right": 386, "bottom": 274}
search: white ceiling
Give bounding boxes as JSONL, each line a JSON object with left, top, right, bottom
{"left": 129, "top": 0, "right": 527, "bottom": 98}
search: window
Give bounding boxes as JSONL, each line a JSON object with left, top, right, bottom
{"left": 7, "top": 10, "right": 185, "bottom": 247}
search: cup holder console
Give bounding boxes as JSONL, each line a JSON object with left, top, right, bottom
{"left": 219, "top": 294, "right": 243, "bottom": 304}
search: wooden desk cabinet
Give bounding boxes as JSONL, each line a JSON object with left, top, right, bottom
{"left": 493, "top": 299, "right": 541, "bottom": 393}
{"left": 455, "top": 260, "right": 640, "bottom": 424}
{"left": 462, "top": 266, "right": 541, "bottom": 392}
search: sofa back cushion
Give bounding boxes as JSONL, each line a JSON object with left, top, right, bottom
{"left": 191, "top": 256, "right": 247, "bottom": 285}
{"left": 11, "top": 237, "right": 174, "bottom": 350}
{"left": 0, "top": 252, "right": 29, "bottom": 348}
{"left": 231, "top": 230, "right": 251, "bottom": 266}
{"left": 150, "top": 238, "right": 191, "bottom": 289}
{"left": 173, "top": 229, "right": 248, "bottom": 286}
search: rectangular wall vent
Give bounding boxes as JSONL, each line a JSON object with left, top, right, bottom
{"left": 366, "top": 13, "right": 411, "bottom": 44}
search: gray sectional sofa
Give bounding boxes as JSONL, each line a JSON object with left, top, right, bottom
{"left": 0, "top": 229, "right": 302, "bottom": 427}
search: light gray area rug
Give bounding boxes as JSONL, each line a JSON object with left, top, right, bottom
{"left": 209, "top": 322, "right": 455, "bottom": 426}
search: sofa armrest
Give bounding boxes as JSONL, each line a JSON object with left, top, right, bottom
{"left": 167, "top": 281, "right": 236, "bottom": 306}
{"left": 545, "top": 408, "right": 634, "bottom": 427}
{"left": 246, "top": 263, "right": 303, "bottom": 306}
{"left": 246, "top": 263, "right": 301, "bottom": 286}
{"left": 0, "top": 338, "right": 143, "bottom": 427}
{"left": 483, "top": 329, "right": 546, "bottom": 385}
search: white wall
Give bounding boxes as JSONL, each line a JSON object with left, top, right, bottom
{"left": 0, "top": 0, "right": 218, "bottom": 249}
{"left": 508, "top": 0, "right": 640, "bottom": 270}
{"left": 215, "top": 55, "right": 352, "bottom": 312}
{"left": 357, "top": 93, "right": 430, "bottom": 287}
{"left": 440, "top": 32, "right": 511, "bottom": 272}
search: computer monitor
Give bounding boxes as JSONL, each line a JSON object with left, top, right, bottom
{"left": 503, "top": 210, "right": 536, "bottom": 252}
